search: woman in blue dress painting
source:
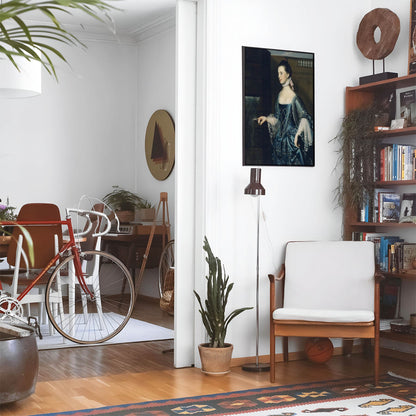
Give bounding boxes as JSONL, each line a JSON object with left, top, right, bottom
{"left": 257, "top": 60, "right": 313, "bottom": 166}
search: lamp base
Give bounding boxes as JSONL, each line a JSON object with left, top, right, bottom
{"left": 242, "top": 362, "right": 270, "bottom": 372}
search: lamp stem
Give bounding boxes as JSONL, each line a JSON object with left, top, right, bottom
{"left": 255, "top": 196, "right": 260, "bottom": 367}
{"left": 242, "top": 195, "right": 269, "bottom": 372}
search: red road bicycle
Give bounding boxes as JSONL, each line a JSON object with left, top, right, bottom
{"left": 0, "top": 207, "right": 135, "bottom": 344}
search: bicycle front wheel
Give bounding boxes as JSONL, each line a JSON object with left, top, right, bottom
{"left": 45, "top": 250, "right": 135, "bottom": 344}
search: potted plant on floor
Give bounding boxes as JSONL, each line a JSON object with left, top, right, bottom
{"left": 103, "top": 186, "right": 148, "bottom": 223}
{"left": 194, "top": 237, "right": 252, "bottom": 375}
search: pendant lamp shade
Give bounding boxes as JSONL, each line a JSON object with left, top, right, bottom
{"left": 0, "top": 57, "right": 41, "bottom": 98}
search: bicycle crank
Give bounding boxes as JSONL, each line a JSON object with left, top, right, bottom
{"left": 0, "top": 295, "right": 24, "bottom": 319}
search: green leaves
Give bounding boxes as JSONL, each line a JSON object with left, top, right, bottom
{"left": 333, "top": 106, "right": 378, "bottom": 210}
{"left": 0, "top": 0, "right": 117, "bottom": 79}
{"left": 194, "top": 237, "right": 252, "bottom": 348}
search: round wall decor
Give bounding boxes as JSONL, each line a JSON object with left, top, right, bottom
{"left": 356, "top": 8, "right": 400, "bottom": 60}
{"left": 145, "top": 110, "right": 175, "bottom": 181}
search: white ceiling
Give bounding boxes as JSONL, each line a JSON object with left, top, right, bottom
{"left": 25, "top": 0, "right": 176, "bottom": 39}
{"left": 103, "top": 0, "right": 176, "bottom": 35}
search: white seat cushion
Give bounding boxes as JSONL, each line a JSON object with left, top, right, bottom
{"left": 273, "top": 307, "right": 374, "bottom": 323}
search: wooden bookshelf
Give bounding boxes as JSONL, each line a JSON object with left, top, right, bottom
{"left": 344, "top": 74, "right": 416, "bottom": 348}
{"left": 380, "top": 330, "right": 416, "bottom": 344}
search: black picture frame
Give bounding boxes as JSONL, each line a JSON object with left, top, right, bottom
{"left": 242, "top": 46, "right": 315, "bottom": 166}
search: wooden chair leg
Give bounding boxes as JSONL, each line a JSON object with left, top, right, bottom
{"left": 374, "top": 335, "right": 379, "bottom": 386}
{"left": 283, "top": 337, "right": 289, "bottom": 362}
{"left": 270, "top": 331, "right": 275, "bottom": 383}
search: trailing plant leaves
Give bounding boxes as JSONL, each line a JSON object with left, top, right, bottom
{"left": 333, "top": 106, "right": 378, "bottom": 210}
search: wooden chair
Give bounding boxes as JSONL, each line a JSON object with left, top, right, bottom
{"left": 269, "top": 241, "right": 381, "bottom": 385}
{"left": 0, "top": 203, "right": 63, "bottom": 324}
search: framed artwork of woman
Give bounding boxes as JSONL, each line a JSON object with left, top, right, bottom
{"left": 243, "top": 47, "right": 314, "bottom": 166}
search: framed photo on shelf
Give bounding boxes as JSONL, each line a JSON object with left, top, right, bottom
{"left": 242, "top": 46, "right": 314, "bottom": 166}
{"left": 395, "top": 85, "right": 416, "bottom": 127}
{"left": 409, "top": 0, "right": 416, "bottom": 74}
{"left": 399, "top": 193, "right": 416, "bottom": 223}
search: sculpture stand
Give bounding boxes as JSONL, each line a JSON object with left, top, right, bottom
{"left": 359, "top": 59, "right": 397, "bottom": 85}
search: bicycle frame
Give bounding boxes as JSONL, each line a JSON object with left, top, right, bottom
{"left": 0, "top": 216, "right": 93, "bottom": 303}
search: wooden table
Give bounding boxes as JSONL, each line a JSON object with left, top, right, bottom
{"left": 102, "top": 223, "right": 170, "bottom": 285}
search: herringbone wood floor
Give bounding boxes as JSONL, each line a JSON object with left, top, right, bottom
{"left": 1, "top": 299, "right": 415, "bottom": 416}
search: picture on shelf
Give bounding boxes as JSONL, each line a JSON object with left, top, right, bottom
{"left": 402, "top": 243, "right": 416, "bottom": 270}
{"left": 396, "top": 86, "right": 416, "bottom": 127}
{"left": 379, "top": 192, "right": 401, "bottom": 223}
{"left": 242, "top": 46, "right": 314, "bottom": 167}
{"left": 399, "top": 193, "right": 416, "bottom": 223}
{"left": 374, "top": 89, "right": 396, "bottom": 128}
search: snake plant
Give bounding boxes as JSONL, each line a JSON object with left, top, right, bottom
{"left": 0, "top": 0, "right": 116, "bottom": 79}
{"left": 194, "top": 237, "right": 252, "bottom": 348}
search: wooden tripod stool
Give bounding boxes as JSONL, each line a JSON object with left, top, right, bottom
{"left": 135, "top": 192, "right": 171, "bottom": 293}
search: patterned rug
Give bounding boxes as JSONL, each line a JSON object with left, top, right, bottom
{"left": 31, "top": 373, "right": 415, "bottom": 416}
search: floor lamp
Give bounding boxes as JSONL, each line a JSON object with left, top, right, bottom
{"left": 242, "top": 168, "right": 269, "bottom": 372}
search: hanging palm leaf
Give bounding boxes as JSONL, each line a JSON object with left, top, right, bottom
{"left": 0, "top": 0, "right": 117, "bottom": 79}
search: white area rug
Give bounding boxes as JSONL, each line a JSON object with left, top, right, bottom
{"left": 36, "top": 314, "right": 174, "bottom": 350}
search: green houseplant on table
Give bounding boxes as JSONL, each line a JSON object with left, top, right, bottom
{"left": 194, "top": 237, "right": 252, "bottom": 375}
{"left": 103, "top": 186, "right": 153, "bottom": 223}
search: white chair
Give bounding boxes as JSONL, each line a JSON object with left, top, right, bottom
{"left": 269, "top": 241, "right": 381, "bottom": 385}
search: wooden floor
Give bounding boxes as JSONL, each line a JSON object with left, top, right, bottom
{"left": 1, "top": 300, "right": 415, "bottom": 416}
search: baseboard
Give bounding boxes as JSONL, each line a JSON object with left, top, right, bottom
{"left": 230, "top": 346, "right": 351, "bottom": 367}
{"left": 380, "top": 347, "right": 416, "bottom": 363}
{"left": 138, "top": 294, "right": 159, "bottom": 303}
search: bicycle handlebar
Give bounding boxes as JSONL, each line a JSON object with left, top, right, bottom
{"left": 66, "top": 208, "right": 112, "bottom": 238}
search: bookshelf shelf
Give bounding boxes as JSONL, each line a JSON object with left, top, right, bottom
{"left": 383, "top": 271, "right": 416, "bottom": 281}
{"left": 350, "top": 222, "right": 416, "bottom": 228}
{"left": 375, "top": 180, "right": 416, "bottom": 186}
{"left": 374, "top": 126, "right": 416, "bottom": 138}
{"left": 380, "top": 330, "right": 416, "bottom": 344}
{"left": 344, "top": 75, "right": 416, "bottom": 351}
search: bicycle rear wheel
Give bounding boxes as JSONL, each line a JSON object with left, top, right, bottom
{"left": 45, "top": 250, "right": 135, "bottom": 344}
{"left": 158, "top": 240, "right": 174, "bottom": 297}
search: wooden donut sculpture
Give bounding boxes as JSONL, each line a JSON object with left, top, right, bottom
{"left": 356, "top": 8, "right": 400, "bottom": 60}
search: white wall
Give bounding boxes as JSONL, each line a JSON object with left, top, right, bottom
{"left": 190, "top": 0, "right": 412, "bottom": 363}
{"left": 135, "top": 26, "right": 176, "bottom": 297}
{"left": 0, "top": 39, "right": 138, "bottom": 213}
{"left": 0, "top": 26, "right": 176, "bottom": 298}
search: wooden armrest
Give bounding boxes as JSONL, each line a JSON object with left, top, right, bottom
{"left": 268, "top": 264, "right": 285, "bottom": 283}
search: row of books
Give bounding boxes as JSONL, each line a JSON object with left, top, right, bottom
{"left": 351, "top": 233, "right": 416, "bottom": 273}
{"left": 360, "top": 191, "right": 416, "bottom": 224}
{"left": 379, "top": 144, "right": 416, "bottom": 181}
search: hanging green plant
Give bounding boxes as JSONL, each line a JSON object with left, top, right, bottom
{"left": 333, "top": 105, "right": 378, "bottom": 210}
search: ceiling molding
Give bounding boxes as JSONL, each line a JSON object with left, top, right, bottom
{"left": 129, "top": 11, "right": 176, "bottom": 43}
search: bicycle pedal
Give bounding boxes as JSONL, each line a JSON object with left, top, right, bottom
{"left": 28, "top": 316, "right": 43, "bottom": 340}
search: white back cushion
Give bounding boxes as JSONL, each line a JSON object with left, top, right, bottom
{"left": 283, "top": 241, "right": 375, "bottom": 311}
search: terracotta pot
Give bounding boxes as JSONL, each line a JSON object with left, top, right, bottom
{"left": 198, "top": 343, "right": 233, "bottom": 376}
{"left": 136, "top": 208, "right": 155, "bottom": 222}
{"left": 0, "top": 235, "right": 11, "bottom": 257}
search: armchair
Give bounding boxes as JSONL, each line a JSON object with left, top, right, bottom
{"left": 269, "top": 241, "right": 381, "bottom": 385}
